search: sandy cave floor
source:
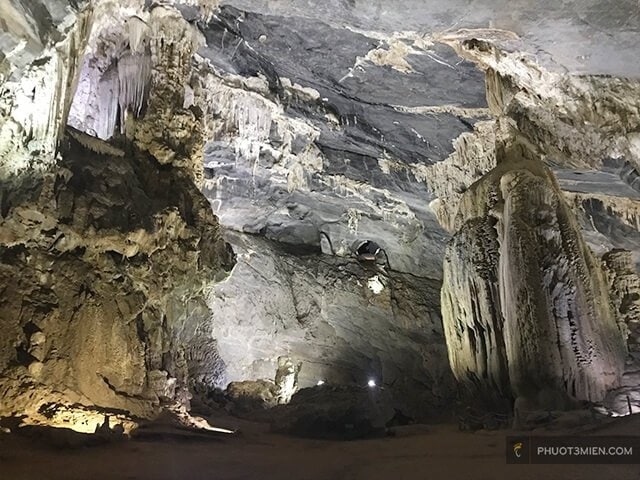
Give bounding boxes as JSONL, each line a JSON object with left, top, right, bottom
{"left": 2, "top": 414, "right": 640, "bottom": 480}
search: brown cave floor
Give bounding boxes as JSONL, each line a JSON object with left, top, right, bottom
{"left": 2, "top": 415, "right": 640, "bottom": 480}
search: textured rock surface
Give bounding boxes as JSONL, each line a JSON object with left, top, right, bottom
{"left": 206, "top": 233, "right": 453, "bottom": 419}
{"left": 0, "top": 0, "right": 234, "bottom": 427}
{"left": 0, "top": 0, "right": 91, "bottom": 176}
{"left": 442, "top": 144, "right": 627, "bottom": 404}
{"left": 196, "top": 3, "right": 640, "bottom": 416}
{"left": 198, "top": 6, "right": 487, "bottom": 278}
{"left": 2, "top": 0, "right": 640, "bottom": 427}
{"left": 602, "top": 250, "right": 640, "bottom": 352}
{"left": 0, "top": 132, "right": 233, "bottom": 421}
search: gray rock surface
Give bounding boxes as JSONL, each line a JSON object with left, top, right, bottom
{"left": 206, "top": 232, "right": 453, "bottom": 419}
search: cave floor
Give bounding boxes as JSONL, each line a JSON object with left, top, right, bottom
{"left": 2, "top": 416, "right": 640, "bottom": 480}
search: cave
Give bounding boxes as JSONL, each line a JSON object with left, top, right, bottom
{"left": 1, "top": 1, "right": 640, "bottom": 478}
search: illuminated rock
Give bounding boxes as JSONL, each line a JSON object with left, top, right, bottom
{"left": 442, "top": 144, "right": 627, "bottom": 403}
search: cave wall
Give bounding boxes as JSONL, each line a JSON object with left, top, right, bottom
{"left": 2, "top": 0, "right": 640, "bottom": 426}
{"left": 206, "top": 233, "right": 454, "bottom": 419}
{"left": 0, "top": 131, "right": 233, "bottom": 422}
{"left": 0, "top": 0, "right": 235, "bottom": 427}
{"left": 428, "top": 33, "right": 640, "bottom": 409}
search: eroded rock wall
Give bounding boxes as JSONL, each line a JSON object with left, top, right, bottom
{"left": 0, "top": 1, "right": 234, "bottom": 428}
{"left": 206, "top": 233, "right": 454, "bottom": 420}
{"left": 0, "top": 132, "right": 233, "bottom": 422}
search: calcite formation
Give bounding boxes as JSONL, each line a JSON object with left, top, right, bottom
{"left": 442, "top": 144, "right": 627, "bottom": 404}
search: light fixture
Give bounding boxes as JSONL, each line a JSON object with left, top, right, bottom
{"left": 317, "top": 380, "right": 325, "bottom": 386}
{"left": 367, "top": 275, "right": 384, "bottom": 294}
{"left": 367, "top": 379, "right": 376, "bottom": 388}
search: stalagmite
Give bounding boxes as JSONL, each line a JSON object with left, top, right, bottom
{"left": 441, "top": 146, "right": 627, "bottom": 404}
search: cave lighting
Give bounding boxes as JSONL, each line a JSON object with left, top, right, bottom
{"left": 316, "top": 380, "right": 325, "bottom": 386}
{"left": 367, "top": 379, "right": 377, "bottom": 388}
{"left": 367, "top": 275, "right": 385, "bottom": 294}
{"left": 172, "top": 408, "right": 235, "bottom": 434}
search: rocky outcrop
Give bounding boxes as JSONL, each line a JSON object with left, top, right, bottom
{"left": 68, "top": 2, "right": 215, "bottom": 185}
{"left": 442, "top": 143, "right": 627, "bottom": 404}
{"left": 0, "top": 1, "right": 235, "bottom": 428}
{"left": 0, "top": 131, "right": 233, "bottom": 423}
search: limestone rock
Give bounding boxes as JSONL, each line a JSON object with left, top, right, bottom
{"left": 441, "top": 147, "right": 627, "bottom": 404}
{"left": 207, "top": 233, "right": 455, "bottom": 421}
{"left": 602, "top": 250, "right": 640, "bottom": 352}
{"left": 225, "top": 380, "right": 279, "bottom": 414}
{"left": 274, "top": 356, "right": 302, "bottom": 405}
{"left": 0, "top": 132, "right": 233, "bottom": 423}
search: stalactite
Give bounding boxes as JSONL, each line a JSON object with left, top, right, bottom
{"left": 96, "top": 63, "right": 119, "bottom": 140}
{"left": 127, "top": 16, "right": 150, "bottom": 55}
{"left": 118, "top": 52, "right": 152, "bottom": 131}
{"left": 95, "top": 53, "right": 151, "bottom": 140}
{"left": 233, "top": 96, "right": 272, "bottom": 161}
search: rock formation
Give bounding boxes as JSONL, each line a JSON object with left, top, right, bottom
{"left": 442, "top": 142, "right": 627, "bottom": 404}
{"left": 1, "top": 0, "right": 640, "bottom": 430}
{"left": 0, "top": 129, "right": 234, "bottom": 423}
{"left": 0, "top": 0, "right": 233, "bottom": 429}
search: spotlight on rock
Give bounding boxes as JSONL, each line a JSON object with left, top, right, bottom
{"left": 317, "top": 380, "right": 325, "bottom": 386}
{"left": 367, "top": 379, "right": 376, "bottom": 388}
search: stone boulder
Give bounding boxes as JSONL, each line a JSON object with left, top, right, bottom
{"left": 225, "top": 380, "right": 279, "bottom": 416}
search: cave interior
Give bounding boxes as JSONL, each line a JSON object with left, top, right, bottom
{"left": 1, "top": 0, "right": 640, "bottom": 479}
